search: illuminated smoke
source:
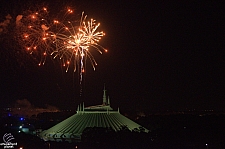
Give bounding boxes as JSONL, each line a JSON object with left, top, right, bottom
{"left": 0, "top": 14, "right": 12, "bottom": 34}
{"left": 16, "top": 15, "right": 23, "bottom": 26}
{"left": 11, "top": 99, "right": 59, "bottom": 117}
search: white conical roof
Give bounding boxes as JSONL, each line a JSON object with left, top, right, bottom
{"left": 39, "top": 110, "right": 149, "bottom": 142}
{"left": 39, "top": 86, "right": 149, "bottom": 142}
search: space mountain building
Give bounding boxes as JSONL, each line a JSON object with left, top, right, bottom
{"left": 39, "top": 86, "right": 149, "bottom": 142}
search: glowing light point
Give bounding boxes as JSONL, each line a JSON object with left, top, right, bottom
{"left": 68, "top": 9, "right": 73, "bottom": 13}
{"left": 54, "top": 20, "right": 59, "bottom": 24}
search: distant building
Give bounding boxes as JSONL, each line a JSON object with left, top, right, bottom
{"left": 3, "top": 117, "right": 35, "bottom": 135}
{"left": 39, "top": 85, "right": 149, "bottom": 142}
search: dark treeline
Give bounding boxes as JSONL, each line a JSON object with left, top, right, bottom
{"left": 1, "top": 114, "right": 225, "bottom": 148}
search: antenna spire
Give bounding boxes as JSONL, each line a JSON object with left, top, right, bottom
{"left": 107, "top": 96, "right": 110, "bottom": 106}
{"left": 103, "top": 84, "right": 107, "bottom": 105}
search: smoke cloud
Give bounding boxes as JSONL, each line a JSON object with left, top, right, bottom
{"left": 0, "top": 14, "right": 12, "bottom": 34}
{"left": 16, "top": 15, "right": 23, "bottom": 26}
{"left": 12, "top": 99, "right": 59, "bottom": 117}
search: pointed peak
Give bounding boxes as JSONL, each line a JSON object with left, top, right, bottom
{"left": 83, "top": 102, "right": 84, "bottom": 112}
{"left": 103, "top": 84, "right": 107, "bottom": 105}
{"left": 103, "top": 83, "right": 107, "bottom": 92}
{"left": 107, "top": 96, "right": 110, "bottom": 105}
{"left": 77, "top": 104, "right": 80, "bottom": 113}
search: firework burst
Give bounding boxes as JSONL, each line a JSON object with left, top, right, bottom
{"left": 16, "top": 7, "right": 56, "bottom": 65}
{"left": 16, "top": 7, "right": 107, "bottom": 81}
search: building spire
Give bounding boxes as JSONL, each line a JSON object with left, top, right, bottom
{"left": 77, "top": 104, "right": 79, "bottom": 112}
{"left": 103, "top": 84, "right": 107, "bottom": 105}
{"left": 107, "top": 96, "right": 110, "bottom": 106}
{"left": 83, "top": 102, "right": 84, "bottom": 114}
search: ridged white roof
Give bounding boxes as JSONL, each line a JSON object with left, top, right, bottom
{"left": 39, "top": 86, "right": 149, "bottom": 142}
{"left": 40, "top": 110, "right": 148, "bottom": 142}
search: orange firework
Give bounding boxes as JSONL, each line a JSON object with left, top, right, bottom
{"left": 16, "top": 7, "right": 107, "bottom": 76}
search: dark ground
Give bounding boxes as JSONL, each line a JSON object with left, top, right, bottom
{"left": 1, "top": 113, "right": 225, "bottom": 149}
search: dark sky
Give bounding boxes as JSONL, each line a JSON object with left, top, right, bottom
{"left": 0, "top": 0, "right": 225, "bottom": 112}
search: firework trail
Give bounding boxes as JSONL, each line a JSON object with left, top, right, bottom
{"left": 16, "top": 7, "right": 107, "bottom": 84}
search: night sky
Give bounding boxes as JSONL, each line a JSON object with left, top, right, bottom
{"left": 0, "top": 0, "right": 225, "bottom": 111}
